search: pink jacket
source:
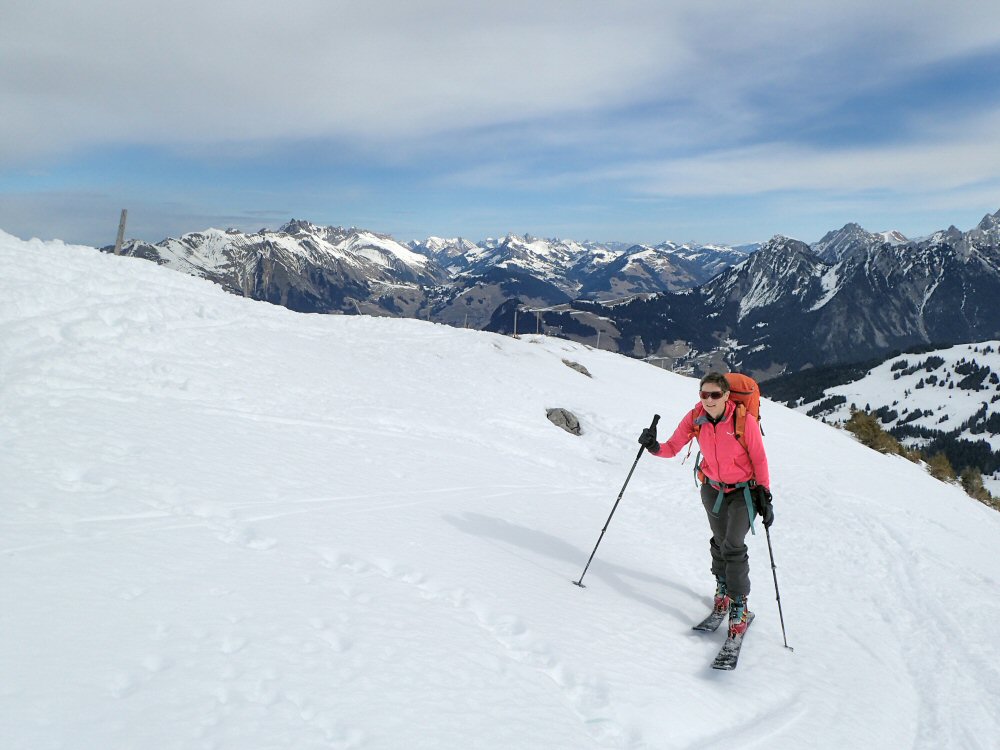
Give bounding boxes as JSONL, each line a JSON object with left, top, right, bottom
{"left": 651, "top": 401, "right": 770, "bottom": 489}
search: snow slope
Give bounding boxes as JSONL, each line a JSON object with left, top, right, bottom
{"left": 2, "top": 230, "right": 1000, "bottom": 750}
{"left": 796, "top": 343, "right": 1000, "bottom": 494}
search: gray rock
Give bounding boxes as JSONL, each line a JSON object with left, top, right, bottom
{"left": 546, "top": 408, "right": 582, "bottom": 435}
{"left": 562, "top": 359, "right": 592, "bottom": 378}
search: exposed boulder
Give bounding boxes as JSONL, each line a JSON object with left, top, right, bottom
{"left": 546, "top": 408, "right": 581, "bottom": 435}
{"left": 561, "top": 359, "right": 592, "bottom": 378}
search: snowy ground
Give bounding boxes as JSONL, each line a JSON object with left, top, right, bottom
{"left": 3, "top": 231, "right": 1000, "bottom": 749}
{"left": 795, "top": 344, "right": 1000, "bottom": 496}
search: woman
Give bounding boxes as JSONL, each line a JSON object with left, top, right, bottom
{"left": 637, "top": 372, "right": 773, "bottom": 637}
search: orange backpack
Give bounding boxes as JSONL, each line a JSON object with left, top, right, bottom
{"left": 691, "top": 372, "right": 762, "bottom": 450}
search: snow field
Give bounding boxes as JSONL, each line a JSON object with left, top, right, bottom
{"left": 2, "top": 231, "right": 1000, "bottom": 749}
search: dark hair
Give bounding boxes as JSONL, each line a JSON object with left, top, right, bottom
{"left": 699, "top": 372, "right": 730, "bottom": 392}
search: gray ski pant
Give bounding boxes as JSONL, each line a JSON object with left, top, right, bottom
{"left": 700, "top": 482, "right": 753, "bottom": 597}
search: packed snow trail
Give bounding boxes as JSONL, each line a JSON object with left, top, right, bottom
{"left": 2, "top": 231, "right": 1000, "bottom": 749}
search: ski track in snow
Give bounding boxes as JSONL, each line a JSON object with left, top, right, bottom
{"left": 863, "top": 515, "right": 1000, "bottom": 747}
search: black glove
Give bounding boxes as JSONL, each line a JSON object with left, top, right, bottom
{"left": 754, "top": 486, "right": 774, "bottom": 528}
{"left": 638, "top": 426, "right": 659, "bottom": 453}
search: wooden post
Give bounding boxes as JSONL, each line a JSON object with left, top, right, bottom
{"left": 513, "top": 307, "right": 518, "bottom": 338}
{"left": 113, "top": 209, "right": 128, "bottom": 255}
{"left": 596, "top": 330, "right": 601, "bottom": 349}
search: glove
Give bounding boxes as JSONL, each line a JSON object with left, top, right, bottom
{"left": 638, "top": 426, "right": 659, "bottom": 453}
{"left": 753, "top": 486, "right": 774, "bottom": 528}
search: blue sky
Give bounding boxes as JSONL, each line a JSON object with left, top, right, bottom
{"left": 3, "top": 1, "right": 1000, "bottom": 247}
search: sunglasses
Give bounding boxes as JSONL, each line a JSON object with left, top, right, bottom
{"left": 700, "top": 390, "right": 726, "bottom": 400}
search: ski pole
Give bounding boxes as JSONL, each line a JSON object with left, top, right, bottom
{"left": 573, "top": 414, "right": 660, "bottom": 588}
{"left": 764, "top": 525, "right": 793, "bottom": 650}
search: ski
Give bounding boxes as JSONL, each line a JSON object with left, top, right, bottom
{"left": 711, "top": 611, "right": 754, "bottom": 670}
{"left": 691, "top": 600, "right": 729, "bottom": 632}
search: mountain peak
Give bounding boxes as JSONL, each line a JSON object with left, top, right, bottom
{"left": 811, "top": 223, "right": 890, "bottom": 263}
{"left": 700, "top": 234, "right": 822, "bottom": 320}
{"left": 879, "top": 230, "right": 908, "bottom": 245}
{"left": 760, "top": 234, "right": 813, "bottom": 255}
{"left": 967, "top": 209, "right": 1000, "bottom": 246}
{"left": 278, "top": 218, "right": 322, "bottom": 234}
{"left": 978, "top": 211, "right": 1000, "bottom": 231}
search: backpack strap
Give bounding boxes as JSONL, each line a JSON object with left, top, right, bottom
{"left": 732, "top": 403, "right": 749, "bottom": 450}
{"left": 687, "top": 408, "right": 712, "bottom": 486}
{"left": 706, "top": 479, "right": 757, "bottom": 535}
{"left": 690, "top": 405, "right": 755, "bottom": 516}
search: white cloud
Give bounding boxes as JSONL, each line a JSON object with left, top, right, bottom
{"left": 621, "top": 105, "right": 1000, "bottom": 198}
{"left": 1, "top": 1, "right": 680, "bottom": 162}
{"left": 4, "top": 0, "right": 1000, "bottom": 167}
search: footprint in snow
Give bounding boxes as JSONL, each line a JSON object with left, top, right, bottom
{"left": 322, "top": 548, "right": 626, "bottom": 744}
{"left": 220, "top": 635, "right": 248, "bottom": 654}
{"left": 308, "top": 617, "right": 353, "bottom": 653}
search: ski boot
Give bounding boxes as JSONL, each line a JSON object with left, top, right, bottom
{"left": 713, "top": 577, "right": 730, "bottom": 615}
{"left": 728, "top": 594, "right": 751, "bottom": 637}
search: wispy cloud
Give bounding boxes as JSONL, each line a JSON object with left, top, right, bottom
{"left": 5, "top": 2, "right": 997, "bottom": 158}
{"left": 3, "top": 1, "right": 1000, "bottom": 244}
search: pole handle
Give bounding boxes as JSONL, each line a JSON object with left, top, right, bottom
{"left": 632, "top": 413, "right": 660, "bottom": 461}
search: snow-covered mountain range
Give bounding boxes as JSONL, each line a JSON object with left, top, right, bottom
{"left": 5, "top": 230, "right": 1000, "bottom": 748}
{"left": 79, "top": 207, "right": 1000, "bottom": 379}
{"left": 108, "top": 221, "right": 756, "bottom": 323}
{"left": 407, "top": 234, "right": 750, "bottom": 298}
{"left": 116, "top": 221, "right": 450, "bottom": 319}
{"left": 550, "top": 209, "right": 1000, "bottom": 378}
